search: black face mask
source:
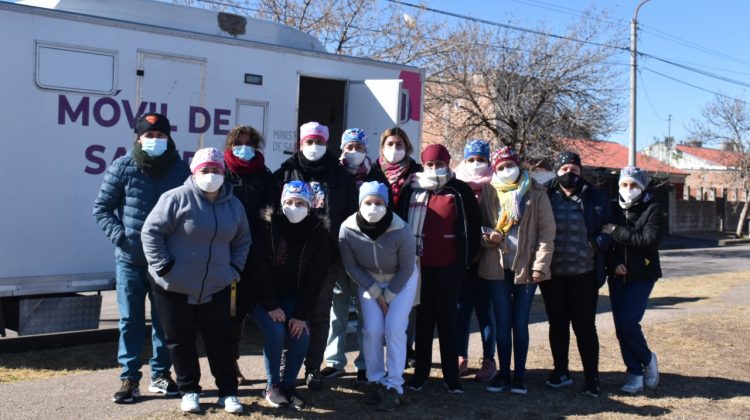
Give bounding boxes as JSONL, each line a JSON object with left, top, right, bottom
{"left": 557, "top": 172, "right": 581, "bottom": 189}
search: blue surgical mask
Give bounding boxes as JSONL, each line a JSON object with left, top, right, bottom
{"left": 232, "top": 145, "right": 256, "bottom": 161}
{"left": 140, "top": 137, "right": 168, "bottom": 157}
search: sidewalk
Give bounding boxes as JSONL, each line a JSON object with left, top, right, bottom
{"left": 660, "top": 230, "right": 750, "bottom": 249}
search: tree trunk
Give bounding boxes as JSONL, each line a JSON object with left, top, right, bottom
{"left": 735, "top": 197, "right": 750, "bottom": 238}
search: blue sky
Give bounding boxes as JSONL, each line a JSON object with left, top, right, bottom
{"left": 420, "top": 0, "right": 750, "bottom": 150}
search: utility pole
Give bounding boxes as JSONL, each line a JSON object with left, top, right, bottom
{"left": 629, "top": 0, "right": 651, "bottom": 167}
{"left": 667, "top": 114, "right": 672, "bottom": 138}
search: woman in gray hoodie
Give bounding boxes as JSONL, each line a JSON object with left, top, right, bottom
{"left": 338, "top": 181, "right": 417, "bottom": 412}
{"left": 141, "top": 147, "right": 251, "bottom": 415}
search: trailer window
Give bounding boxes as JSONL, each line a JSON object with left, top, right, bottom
{"left": 35, "top": 42, "right": 117, "bottom": 94}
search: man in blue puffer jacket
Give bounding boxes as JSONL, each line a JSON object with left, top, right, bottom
{"left": 93, "top": 113, "right": 190, "bottom": 404}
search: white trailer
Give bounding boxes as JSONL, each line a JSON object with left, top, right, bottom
{"left": 0, "top": 0, "right": 424, "bottom": 336}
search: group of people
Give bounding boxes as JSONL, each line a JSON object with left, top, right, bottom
{"left": 93, "top": 113, "right": 664, "bottom": 414}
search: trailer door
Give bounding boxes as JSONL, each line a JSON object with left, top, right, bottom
{"left": 136, "top": 51, "right": 206, "bottom": 151}
{"left": 346, "top": 79, "right": 412, "bottom": 162}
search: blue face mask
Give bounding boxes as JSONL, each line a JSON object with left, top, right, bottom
{"left": 140, "top": 137, "right": 168, "bottom": 157}
{"left": 232, "top": 145, "right": 256, "bottom": 161}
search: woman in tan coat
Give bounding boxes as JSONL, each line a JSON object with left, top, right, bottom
{"left": 478, "top": 147, "right": 555, "bottom": 395}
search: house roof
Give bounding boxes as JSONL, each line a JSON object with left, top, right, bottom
{"left": 559, "top": 138, "right": 688, "bottom": 175}
{"left": 675, "top": 144, "right": 743, "bottom": 167}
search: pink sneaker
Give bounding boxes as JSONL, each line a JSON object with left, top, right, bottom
{"left": 475, "top": 358, "right": 497, "bottom": 382}
{"left": 458, "top": 356, "right": 469, "bottom": 377}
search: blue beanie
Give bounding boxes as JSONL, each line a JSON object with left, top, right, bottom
{"left": 619, "top": 166, "right": 651, "bottom": 190}
{"left": 358, "top": 181, "right": 389, "bottom": 206}
{"left": 464, "top": 139, "right": 490, "bottom": 160}
{"left": 281, "top": 181, "right": 314, "bottom": 206}
{"left": 341, "top": 128, "right": 367, "bottom": 149}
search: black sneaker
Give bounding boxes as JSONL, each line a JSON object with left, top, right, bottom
{"left": 148, "top": 373, "right": 179, "bottom": 396}
{"left": 283, "top": 386, "right": 306, "bottom": 410}
{"left": 319, "top": 365, "right": 345, "bottom": 379}
{"left": 510, "top": 377, "right": 527, "bottom": 395}
{"left": 357, "top": 369, "right": 368, "bottom": 383}
{"left": 545, "top": 371, "right": 574, "bottom": 389}
{"left": 486, "top": 375, "right": 511, "bottom": 393}
{"left": 443, "top": 382, "right": 464, "bottom": 394}
{"left": 406, "top": 377, "right": 425, "bottom": 391}
{"left": 364, "top": 382, "right": 385, "bottom": 405}
{"left": 305, "top": 369, "right": 327, "bottom": 391}
{"left": 580, "top": 378, "right": 600, "bottom": 398}
{"left": 378, "top": 387, "right": 400, "bottom": 412}
{"left": 263, "top": 384, "right": 289, "bottom": 408}
{"left": 405, "top": 348, "right": 417, "bottom": 370}
{"left": 113, "top": 379, "right": 140, "bottom": 404}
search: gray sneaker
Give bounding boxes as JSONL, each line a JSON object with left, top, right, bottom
{"left": 644, "top": 352, "right": 659, "bottom": 389}
{"left": 620, "top": 374, "right": 644, "bottom": 394}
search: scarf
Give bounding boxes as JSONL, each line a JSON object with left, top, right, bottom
{"left": 491, "top": 170, "right": 531, "bottom": 235}
{"left": 407, "top": 189, "right": 430, "bottom": 256}
{"left": 378, "top": 156, "right": 413, "bottom": 204}
{"left": 224, "top": 148, "right": 266, "bottom": 176}
{"left": 454, "top": 161, "right": 493, "bottom": 200}
{"left": 296, "top": 151, "right": 337, "bottom": 178}
{"left": 340, "top": 153, "right": 373, "bottom": 186}
{"left": 132, "top": 138, "right": 179, "bottom": 179}
{"left": 410, "top": 169, "right": 452, "bottom": 191}
{"left": 356, "top": 210, "right": 393, "bottom": 241}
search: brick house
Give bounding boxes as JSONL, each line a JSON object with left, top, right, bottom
{"left": 641, "top": 141, "right": 749, "bottom": 202}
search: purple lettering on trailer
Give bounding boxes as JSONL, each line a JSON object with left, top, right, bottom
{"left": 58, "top": 95, "right": 89, "bottom": 126}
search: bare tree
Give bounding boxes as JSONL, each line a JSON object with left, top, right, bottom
{"left": 687, "top": 94, "right": 750, "bottom": 238}
{"left": 423, "top": 10, "right": 625, "bottom": 164}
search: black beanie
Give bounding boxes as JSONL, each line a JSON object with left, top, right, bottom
{"left": 554, "top": 151, "right": 582, "bottom": 172}
{"left": 135, "top": 113, "right": 171, "bottom": 137}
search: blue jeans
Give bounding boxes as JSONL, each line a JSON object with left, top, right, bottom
{"left": 253, "top": 296, "right": 310, "bottom": 387}
{"left": 115, "top": 261, "right": 171, "bottom": 382}
{"left": 488, "top": 270, "right": 537, "bottom": 379}
{"left": 608, "top": 277, "right": 655, "bottom": 375}
{"left": 324, "top": 271, "right": 365, "bottom": 371}
{"left": 456, "top": 267, "right": 495, "bottom": 359}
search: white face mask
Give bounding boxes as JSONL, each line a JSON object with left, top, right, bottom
{"left": 194, "top": 173, "right": 224, "bottom": 193}
{"left": 619, "top": 187, "right": 642, "bottom": 208}
{"left": 302, "top": 144, "right": 327, "bottom": 161}
{"left": 382, "top": 147, "right": 405, "bottom": 164}
{"left": 360, "top": 204, "right": 387, "bottom": 223}
{"left": 282, "top": 205, "right": 308, "bottom": 223}
{"left": 467, "top": 161, "right": 489, "bottom": 176}
{"left": 495, "top": 166, "right": 520, "bottom": 184}
{"left": 343, "top": 151, "right": 366, "bottom": 167}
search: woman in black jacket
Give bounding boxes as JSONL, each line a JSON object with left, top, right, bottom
{"left": 250, "top": 181, "right": 330, "bottom": 409}
{"left": 396, "top": 144, "right": 482, "bottom": 394}
{"left": 222, "top": 125, "right": 280, "bottom": 385}
{"left": 602, "top": 166, "right": 663, "bottom": 395}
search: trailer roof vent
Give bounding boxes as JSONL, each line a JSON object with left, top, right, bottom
{"left": 218, "top": 12, "right": 246, "bottom": 37}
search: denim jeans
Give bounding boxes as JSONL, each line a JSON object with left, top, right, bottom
{"left": 253, "top": 296, "right": 310, "bottom": 387}
{"left": 487, "top": 270, "right": 537, "bottom": 379}
{"left": 608, "top": 277, "right": 655, "bottom": 375}
{"left": 456, "top": 266, "right": 495, "bottom": 360}
{"left": 115, "top": 261, "right": 171, "bottom": 382}
{"left": 324, "top": 271, "right": 365, "bottom": 371}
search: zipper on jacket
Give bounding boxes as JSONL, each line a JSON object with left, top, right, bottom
{"left": 296, "top": 221, "right": 321, "bottom": 295}
{"left": 444, "top": 185, "right": 469, "bottom": 266}
{"left": 197, "top": 203, "right": 218, "bottom": 303}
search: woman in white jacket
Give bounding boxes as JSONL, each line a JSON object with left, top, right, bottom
{"left": 338, "top": 181, "right": 417, "bottom": 412}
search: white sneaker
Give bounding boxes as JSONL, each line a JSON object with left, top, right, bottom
{"left": 644, "top": 352, "right": 659, "bottom": 389}
{"left": 620, "top": 374, "right": 644, "bottom": 394}
{"left": 218, "top": 395, "right": 244, "bottom": 414}
{"left": 181, "top": 392, "right": 201, "bottom": 413}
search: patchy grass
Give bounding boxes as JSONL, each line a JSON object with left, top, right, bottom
{"left": 2, "top": 271, "right": 749, "bottom": 419}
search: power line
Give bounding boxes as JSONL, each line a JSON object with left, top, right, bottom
{"left": 639, "top": 52, "right": 750, "bottom": 90}
{"left": 641, "top": 67, "right": 749, "bottom": 106}
{"left": 385, "top": 0, "right": 629, "bottom": 52}
{"left": 640, "top": 24, "right": 750, "bottom": 68}
{"left": 638, "top": 69, "right": 667, "bottom": 121}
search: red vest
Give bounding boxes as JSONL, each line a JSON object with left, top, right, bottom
{"left": 420, "top": 192, "right": 459, "bottom": 267}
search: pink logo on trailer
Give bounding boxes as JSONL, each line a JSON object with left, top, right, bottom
{"left": 399, "top": 71, "right": 421, "bottom": 122}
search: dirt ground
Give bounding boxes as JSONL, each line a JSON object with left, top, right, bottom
{"left": 1, "top": 271, "right": 749, "bottom": 419}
